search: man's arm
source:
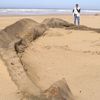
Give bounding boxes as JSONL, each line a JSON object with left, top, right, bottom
{"left": 73, "top": 9, "right": 74, "bottom": 13}
{"left": 77, "top": 8, "right": 81, "bottom": 13}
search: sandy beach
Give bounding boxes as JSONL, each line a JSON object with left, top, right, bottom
{"left": 0, "top": 15, "right": 100, "bottom": 29}
{"left": 0, "top": 14, "right": 100, "bottom": 100}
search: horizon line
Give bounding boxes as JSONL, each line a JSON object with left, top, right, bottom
{"left": 0, "top": 8, "right": 100, "bottom": 10}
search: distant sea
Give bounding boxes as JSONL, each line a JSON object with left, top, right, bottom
{"left": 0, "top": 9, "right": 100, "bottom": 15}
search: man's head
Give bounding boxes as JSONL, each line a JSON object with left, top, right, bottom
{"left": 76, "top": 4, "right": 79, "bottom": 8}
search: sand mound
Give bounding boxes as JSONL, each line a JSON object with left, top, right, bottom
{"left": 14, "top": 23, "right": 47, "bottom": 53}
{"left": 1, "top": 18, "right": 100, "bottom": 100}
{"left": 1, "top": 18, "right": 73, "bottom": 100}
{"left": 4, "top": 18, "right": 38, "bottom": 37}
{"left": 0, "top": 18, "right": 38, "bottom": 48}
{"left": 0, "top": 18, "right": 48, "bottom": 97}
{"left": 0, "top": 18, "right": 47, "bottom": 51}
{"left": 42, "top": 18, "right": 74, "bottom": 28}
{"left": 42, "top": 18, "right": 100, "bottom": 33}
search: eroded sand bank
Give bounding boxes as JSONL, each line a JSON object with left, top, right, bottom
{"left": 0, "top": 15, "right": 100, "bottom": 100}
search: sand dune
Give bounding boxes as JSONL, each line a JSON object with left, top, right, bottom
{"left": 0, "top": 15, "right": 100, "bottom": 100}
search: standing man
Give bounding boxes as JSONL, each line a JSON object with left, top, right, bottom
{"left": 73, "top": 4, "right": 81, "bottom": 26}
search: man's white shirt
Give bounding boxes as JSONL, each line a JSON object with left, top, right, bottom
{"left": 73, "top": 7, "right": 80, "bottom": 17}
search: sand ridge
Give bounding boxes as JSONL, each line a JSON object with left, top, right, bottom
{"left": 0, "top": 16, "right": 100, "bottom": 100}
{"left": 0, "top": 18, "right": 77, "bottom": 100}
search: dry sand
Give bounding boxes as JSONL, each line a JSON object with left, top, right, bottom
{"left": 0, "top": 15, "right": 100, "bottom": 100}
{"left": 0, "top": 15, "right": 100, "bottom": 29}
{"left": 0, "top": 59, "right": 20, "bottom": 100}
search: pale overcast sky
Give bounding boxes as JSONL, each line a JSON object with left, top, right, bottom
{"left": 0, "top": 0, "right": 100, "bottom": 9}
